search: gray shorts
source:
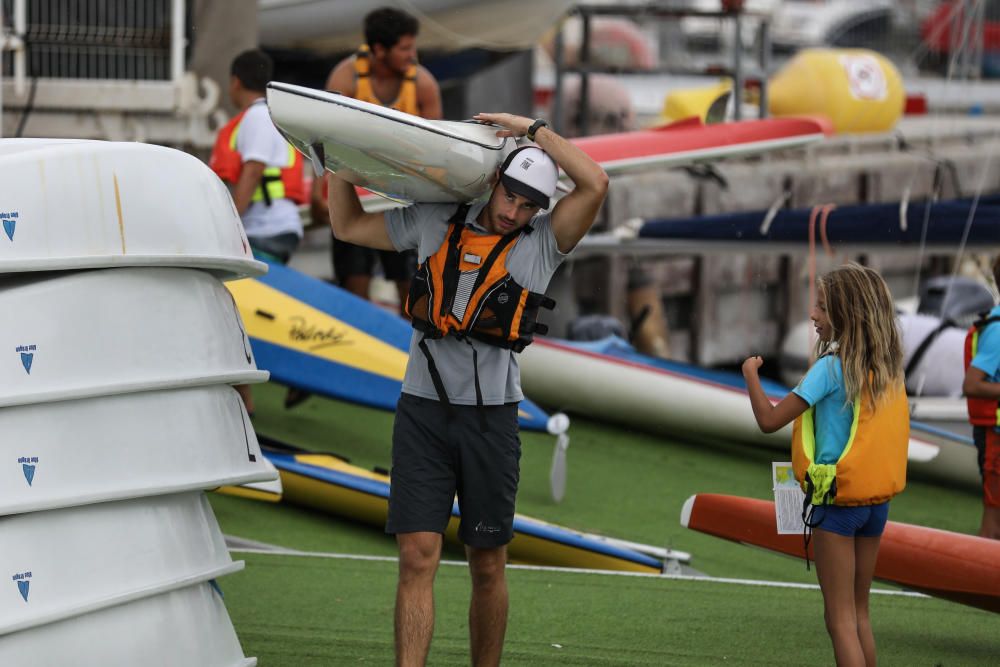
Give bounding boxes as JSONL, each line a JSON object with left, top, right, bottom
{"left": 386, "top": 393, "right": 521, "bottom": 548}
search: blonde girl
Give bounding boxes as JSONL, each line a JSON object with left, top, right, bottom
{"left": 743, "top": 263, "right": 909, "bottom": 667}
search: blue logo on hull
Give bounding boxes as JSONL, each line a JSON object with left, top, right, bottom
{"left": 12, "top": 572, "right": 32, "bottom": 602}
{"left": 16, "top": 345, "right": 36, "bottom": 374}
{"left": 2, "top": 219, "right": 13, "bottom": 241}
{"left": 18, "top": 457, "right": 39, "bottom": 487}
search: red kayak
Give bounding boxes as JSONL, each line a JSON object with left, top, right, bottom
{"left": 681, "top": 493, "right": 1000, "bottom": 614}
{"left": 572, "top": 116, "right": 833, "bottom": 175}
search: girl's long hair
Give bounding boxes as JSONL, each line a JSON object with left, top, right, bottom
{"left": 816, "top": 263, "right": 904, "bottom": 407}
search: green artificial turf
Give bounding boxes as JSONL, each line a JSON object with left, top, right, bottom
{"left": 211, "top": 383, "right": 984, "bottom": 585}
{"left": 222, "top": 551, "right": 999, "bottom": 666}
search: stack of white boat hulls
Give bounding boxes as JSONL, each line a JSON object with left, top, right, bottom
{"left": 0, "top": 139, "right": 279, "bottom": 665}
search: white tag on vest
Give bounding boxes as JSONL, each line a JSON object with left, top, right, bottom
{"left": 463, "top": 253, "right": 482, "bottom": 265}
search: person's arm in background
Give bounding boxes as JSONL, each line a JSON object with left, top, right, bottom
{"left": 473, "top": 112, "right": 609, "bottom": 254}
{"left": 308, "top": 177, "right": 329, "bottom": 229}
{"left": 415, "top": 66, "right": 442, "bottom": 120}
{"left": 743, "top": 356, "right": 809, "bottom": 433}
{"left": 325, "top": 58, "right": 355, "bottom": 94}
{"left": 231, "top": 160, "right": 266, "bottom": 216}
{"left": 326, "top": 173, "right": 395, "bottom": 250}
{"left": 964, "top": 367, "right": 1000, "bottom": 398}
{"left": 965, "top": 325, "right": 1000, "bottom": 398}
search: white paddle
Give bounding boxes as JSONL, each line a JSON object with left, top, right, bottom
{"left": 547, "top": 412, "right": 571, "bottom": 503}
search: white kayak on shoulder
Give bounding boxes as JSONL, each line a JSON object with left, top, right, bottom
{"left": 267, "top": 81, "right": 515, "bottom": 203}
{"left": 0, "top": 267, "right": 267, "bottom": 408}
{"left": 0, "top": 139, "right": 264, "bottom": 280}
{"left": 0, "top": 385, "right": 277, "bottom": 516}
{"left": 0, "top": 581, "right": 255, "bottom": 666}
{"left": 0, "top": 492, "right": 240, "bottom": 636}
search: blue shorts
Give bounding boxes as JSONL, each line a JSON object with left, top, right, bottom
{"left": 813, "top": 502, "right": 890, "bottom": 538}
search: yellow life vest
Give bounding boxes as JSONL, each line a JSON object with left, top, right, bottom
{"left": 353, "top": 44, "right": 418, "bottom": 115}
{"left": 792, "top": 379, "right": 909, "bottom": 506}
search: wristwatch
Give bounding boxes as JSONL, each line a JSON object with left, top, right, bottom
{"left": 526, "top": 118, "right": 548, "bottom": 141}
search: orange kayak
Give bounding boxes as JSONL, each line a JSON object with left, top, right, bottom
{"left": 681, "top": 493, "right": 1000, "bottom": 614}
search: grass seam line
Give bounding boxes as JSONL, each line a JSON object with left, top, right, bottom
{"left": 228, "top": 547, "right": 928, "bottom": 599}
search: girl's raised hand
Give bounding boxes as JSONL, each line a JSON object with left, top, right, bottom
{"left": 742, "top": 356, "right": 764, "bottom": 378}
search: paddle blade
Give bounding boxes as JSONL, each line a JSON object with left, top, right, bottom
{"left": 549, "top": 432, "right": 570, "bottom": 503}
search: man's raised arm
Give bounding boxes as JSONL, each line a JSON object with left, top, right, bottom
{"left": 474, "top": 113, "right": 609, "bottom": 253}
{"left": 326, "top": 173, "right": 395, "bottom": 250}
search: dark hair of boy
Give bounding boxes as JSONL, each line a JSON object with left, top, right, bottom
{"left": 364, "top": 7, "right": 419, "bottom": 50}
{"left": 230, "top": 49, "right": 273, "bottom": 92}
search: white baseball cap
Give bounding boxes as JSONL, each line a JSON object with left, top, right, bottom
{"left": 499, "top": 146, "right": 558, "bottom": 209}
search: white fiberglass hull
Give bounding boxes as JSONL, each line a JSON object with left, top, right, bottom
{"left": 267, "top": 82, "right": 515, "bottom": 203}
{"left": 520, "top": 339, "right": 790, "bottom": 448}
{"left": 259, "top": 0, "right": 574, "bottom": 53}
{"left": 0, "top": 267, "right": 267, "bottom": 408}
{"left": 0, "top": 492, "right": 239, "bottom": 635}
{"left": 0, "top": 581, "right": 255, "bottom": 666}
{"left": 0, "top": 139, "right": 264, "bottom": 279}
{"left": 0, "top": 385, "right": 276, "bottom": 516}
{"left": 519, "top": 339, "right": 943, "bottom": 472}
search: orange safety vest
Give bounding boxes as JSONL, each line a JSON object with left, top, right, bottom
{"left": 792, "top": 378, "right": 909, "bottom": 507}
{"left": 353, "top": 44, "right": 419, "bottom": 115}
{"left": 965, "top": 314, "right": 1000, "bottom": 426}
{"left": 209, "top": 100, "right": 306, "bottom": 206}
{"left": 405, "top": 205, "right": 555, "bottom": 354}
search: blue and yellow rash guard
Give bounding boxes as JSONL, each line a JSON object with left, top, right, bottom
{"left": 793, "top": 355, "right": 854, "bottom": 465}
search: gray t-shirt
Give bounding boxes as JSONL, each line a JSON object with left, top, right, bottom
{"left": 385, "top": 200, "right": 566, "bottom": 405}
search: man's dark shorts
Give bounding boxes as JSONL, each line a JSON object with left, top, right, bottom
{"left": 332, "top": 238, "right": 417, "bottom": 283}
{"left": 387, "top": 393, "right": 521, "bottom": 548}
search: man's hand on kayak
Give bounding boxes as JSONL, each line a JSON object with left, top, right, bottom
{"left": 474, "top": 113, "right": 533, "bottom": 138}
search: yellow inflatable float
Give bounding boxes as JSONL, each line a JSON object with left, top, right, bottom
{"left": 769, "top": 48, "right": 904, "bottom": 134}
{"left": 660, "top": 80, "right": 733, "bottom": 124}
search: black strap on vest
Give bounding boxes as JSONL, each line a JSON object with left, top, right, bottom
{"left": 799, "top": 474, "right": 836, "bottom": 571}
{"left": 974, "top": 314, "right": 1000, "bottom": 331}
{"left": 416, "top": 204, "right": 492, "bottom": 430}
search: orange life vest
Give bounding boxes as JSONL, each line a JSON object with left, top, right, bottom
{"left": 209, "top": 100, "right": 306, "bottom": 205}
{"left": 965, "top": 314, "right": 1000, "bottom": 426}
{"left": 353, "top": 44, "right": 418, "bottom": 115}
{"left": 405, "top": 205, "right": 555, "bottom": 354}
{"left": 792, "top": 379, "right": 909, "bottom": 506}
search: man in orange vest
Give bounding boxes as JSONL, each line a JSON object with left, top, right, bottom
{"left": 210, "top": 48, "right": 307, "bottom": 414}
{"left": 962, "top": 256, "right": 1000, "bottom": 540}
{"left": 316, "top": 7, "right": 442, "bottom": 306}
{"left": 327, "top": 112, "right": 608, "bottom": 667}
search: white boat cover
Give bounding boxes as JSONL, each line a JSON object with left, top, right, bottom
{"left": 0, "top": 385, "right": 276, "bottom": 516}
{"left": 0, "top": 267, "right": 267, "bottom": 408}
{"left": 0, "top": 139, "right": 264, "bottom": 279}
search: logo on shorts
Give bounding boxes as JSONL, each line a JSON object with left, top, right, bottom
{"left": 475, "top": 521, "right": 501, "bottom": 534}
{"left": 497, "top": 292, "right": 509, "bottom": 305}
